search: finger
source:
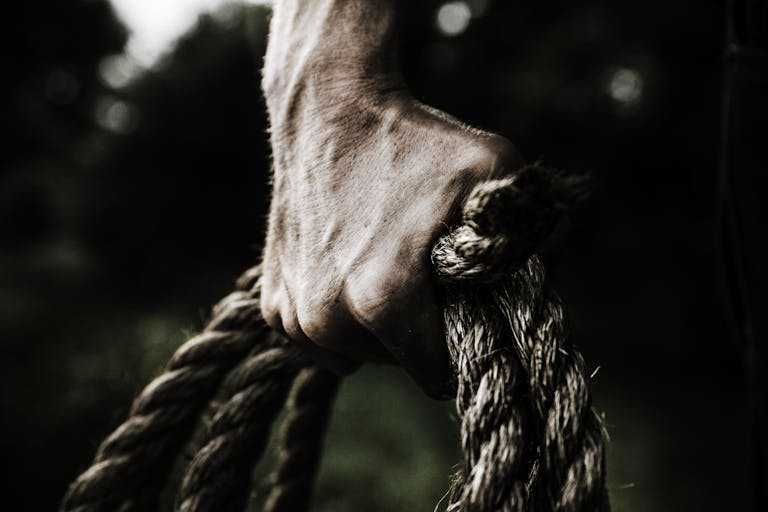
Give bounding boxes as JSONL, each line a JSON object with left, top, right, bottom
{"left": 282, "top": 312, "right": 360, "bottom": 376}
{"left": 303, "top": 307, "right": 397, "bottom": 365}
{"left": 260, "top": 274, "right": 287, "bottom": 335}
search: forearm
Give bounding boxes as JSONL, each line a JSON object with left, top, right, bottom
{"left": 262, "top": 0, "right": 404, "bottom": 116}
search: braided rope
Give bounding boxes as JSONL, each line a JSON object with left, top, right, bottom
{"left": 61, "top": 266, "right": 271, "bottom": 512}
{"left": 264, "top": 367, "right": 340, "bottom": 512}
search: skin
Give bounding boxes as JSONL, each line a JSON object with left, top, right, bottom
{"left": 260, "top": 0, "right": 521, "bottom": 397}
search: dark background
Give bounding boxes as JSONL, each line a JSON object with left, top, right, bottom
{"left": 0, "top": 0, "right": 746, "bottom": 510}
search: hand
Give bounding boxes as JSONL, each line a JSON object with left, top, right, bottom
{"left": 259, "top": 0, "right": 521, "bottom": 397}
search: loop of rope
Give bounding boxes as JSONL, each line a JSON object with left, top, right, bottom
{"left": 432, "top": 166, "right": 589, "bottom": 284}
{"left": 434, "top": 166, "right": 609, "bottom": 511}
{"left": 62, "top": 164, "right": 608, "bottom": 512}
{"left": 176, "top": 343, "right": 310, "bottom": 512}
{"left": 61, "top": 267, "right": 272, "bottom": 512}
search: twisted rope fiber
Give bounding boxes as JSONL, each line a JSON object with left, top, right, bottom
{"left": 264, "top": 367, "right": 340, "bottom": 512}
{"left": 494, "top": 262, "right": 608, "bottom": 511}
{"left": 441, "top": 287, "right": 532, "bottom": 512}
{"left": 433, "top": 166, "right": 609, "bottom": 511}
{"left": 175, "top": 342, "right": 311, "bottom": 512}
{"left": 61, "top": 266, "right": 278, "bottom": 512}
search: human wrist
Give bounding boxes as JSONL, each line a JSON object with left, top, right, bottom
{"left": 262, "top": 0, "right": 404, "bottom": 114}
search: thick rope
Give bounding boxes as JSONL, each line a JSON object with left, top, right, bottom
{"left": 61, "top": 267, "right": 270, "bottom": 512}
{"left": 174, "top": 359, "right": 339, "bottom": 512}
{"left": 62, "top": 164, "right": 607, "bottom": 512}
{"left": 433, "top": 167, "right": 609, "bottom": 512}
{"left": 175, "top": 343, "right": 310, "bottom": 512}
{"left": 264, "top": 367, "right": 340, "bottom": 512}
{"left": 441, "top": 286, "right": 533, "bottom": 512}
{"left": 494, "top": 263, "right": 608, "bottom": 511}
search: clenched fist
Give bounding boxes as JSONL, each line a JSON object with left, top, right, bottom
{"left": 260, "top": 0, "right": 520, "bottom": 397}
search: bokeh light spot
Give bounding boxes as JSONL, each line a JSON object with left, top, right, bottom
{"left": 608, "top": 68, "right": 644, "bottom": 107}
{"left": 99, "top": 54, "right": 144, "bottom": 89}
{"left": 94, "top": 96, "right": 140, "bottom": 134}
{"left": 436, "top": 1, "right": 472, "bottom": 37}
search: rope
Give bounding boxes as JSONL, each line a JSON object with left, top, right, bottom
{"left": 441, "top": 285, "right": 532, "bottom": 511}
{"left": 433, "top": 168, "right": 609, "bottom": 511}
{"left": 494, "top": 265, "right": 608, "bottom": 511}
{"left": 61, "top": 266, "right": 272, "bottom": 512}
{"left": 264, "top": 367, "right": 340, "bottom": 512}
{"left": 175, "top": 343, "right": 309, "bottom": 512}
{"left": 61, "top": 165, "right": 608, "bottom": 512}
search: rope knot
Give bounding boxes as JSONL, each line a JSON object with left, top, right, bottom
{"left": 433, "top": 165, "right": 586, "bottom": 284}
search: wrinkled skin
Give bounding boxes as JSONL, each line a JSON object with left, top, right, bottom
{"left": 260, "top": 0, "right": 520, "bottom": 397}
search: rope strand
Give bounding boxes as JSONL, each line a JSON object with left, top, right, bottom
{"left": 494, "top": 259, "right": 608, "bottom": 511}
{"left": 442, "top": 287, "right": 532, "bottom": 512}
{"left": 176, "top": 343, "right": 309, "bottom": 512}
{"left": 264, "top": 367, "right": 340, "bottom": 512}
{"left": 61, "top": 268, "right": 269, "bottom": 512}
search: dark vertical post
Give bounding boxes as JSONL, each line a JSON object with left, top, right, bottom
{"left": 719, "top": 2, "right": 768, "bottom": 510}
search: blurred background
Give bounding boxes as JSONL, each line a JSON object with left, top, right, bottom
{"left": 0, "top": 0, "right": 745, "bottom": 510}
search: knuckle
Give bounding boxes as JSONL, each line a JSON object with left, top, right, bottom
{"left": 488, "top": 134, "right": 521, "bottom": 162}
{"left": 345, "top": 267, "right": 405, "bottom": 330}
{"left": 294, "top": 287, "right": 335, "bottom": 326}
{"left": 466, "top": 135, "right": 522, "bottom": 180}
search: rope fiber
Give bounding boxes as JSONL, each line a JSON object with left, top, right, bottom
{"left": 62, "top": 164, "right": 608, "bottom": 512}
